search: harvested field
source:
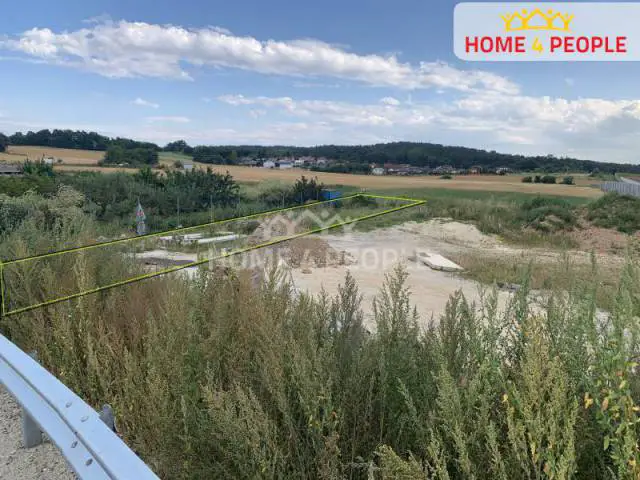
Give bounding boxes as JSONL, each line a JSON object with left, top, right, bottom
{"left": 198, "top": 165, "right": 602, "bottom": 198}
{"left": 7, "top": 146, "right": 105, "bottom": 164}
{"left": 0, "top": 145, "right": 597, "bottom": 197}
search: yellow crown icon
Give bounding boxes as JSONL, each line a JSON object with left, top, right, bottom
{"left": 501, "top": 8, "right": 574, "bottom": 32}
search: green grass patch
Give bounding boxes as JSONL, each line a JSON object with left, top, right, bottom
{"left": 587, "top": 192, "right": 640, "bottom": 234}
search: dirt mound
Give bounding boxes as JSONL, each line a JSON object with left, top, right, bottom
{"left": 399, "top": 219, "right": 498, "bottom": 248}
{"left": 284, "top": 237, "right": 353, "bottom": 268}
{"left": 569, "top": 223, "right": 639, "bottom": 255}
{"left": 249, "top": 215, "right": 299, "bottom": 245}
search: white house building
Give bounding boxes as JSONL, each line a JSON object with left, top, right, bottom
{"left": 263, "top": 160, "right": 276, "bottom": 168}
{"left": 372, "top": 167, "right": 385, "bottom": 176}
{"left": 279, "top": 162, "right": 293, "bottom": 169}
{"left": 183, "top": 161, "right": 194, "bottom": 172}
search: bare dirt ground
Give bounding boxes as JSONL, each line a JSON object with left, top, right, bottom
{"left": 0, "top": 387, "right": 74, "bottom": 479}
{"left": 241, "top": 219, "right": 622, "bottom": 328}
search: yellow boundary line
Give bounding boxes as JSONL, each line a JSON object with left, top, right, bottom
{"left": 2, "top": 194, "right": 425, "bottom": 316}
{"left": 3, "top": 193, "right": 362, "bottom": 266}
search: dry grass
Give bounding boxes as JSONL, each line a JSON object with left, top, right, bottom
{"left": 6, "top": 146, "right": 104, "bottom": 164}
{"left": 54, "top": 165, "right": 136, "bottom": 173}
{"left": 192, "top": 165, "right": 603, "bottom": 198}
{"left": 0, "top": 145, "right": 601, "bottom": 197}
{"left": 60, "top": 163, "right": 602, "bottom": 198}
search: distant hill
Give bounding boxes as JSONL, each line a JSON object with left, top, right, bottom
{"left": 3, "top": 129, "right": 639, "bottom": 174}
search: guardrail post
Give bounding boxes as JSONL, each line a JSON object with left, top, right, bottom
{"left": 22, "top": 351, "right": 43, "bottom": 448}
{"left": 99, "top": 404, "right": 117, "bottom": 432}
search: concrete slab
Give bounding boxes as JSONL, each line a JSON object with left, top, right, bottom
{"left": 413, "top": 249, "right": 464, "bottom": 272}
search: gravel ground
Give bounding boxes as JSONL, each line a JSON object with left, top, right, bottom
{"left": 0, "top": 387, "right": 74, "bottom": 479}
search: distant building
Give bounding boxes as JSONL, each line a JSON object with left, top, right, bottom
{"left": 43, "top": 157, "right": 55, "bottom": 165}
{"left": 279, "top": 162, "right": 293, "bottom": 169}
{"left": 263, "top": 160, "right": 276, "bottom": 169}
{"left": 294, "top": 159, "right": 305, "bottom": 167}
{"left": 469, "top": 166, "right": 483, "bottom": 174}
{"left": 372, "top": 167, "right": 385, "bottom": 176}
{"left": 0, "top": 164, "right": 23, "bottom": 176}
{"left": 183, "top": 161, "right": 194, "bottom": 172}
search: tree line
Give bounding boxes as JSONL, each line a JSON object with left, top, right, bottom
{"left": 5, "top": 129, "right": 159, "bottom": 151}
{"left": 3, "top": 129, "right": 640, "bottom": 174}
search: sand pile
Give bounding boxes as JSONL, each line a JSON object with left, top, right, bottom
{"left": 248, "top": 215, "right": 302, "bottom": 245}
{"left": 399, "top": 219, "right": 498, "bottom": 248}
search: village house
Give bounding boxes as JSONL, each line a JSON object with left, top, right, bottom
{"left": 263, "top": 160, "right": 276, "bottom": 169}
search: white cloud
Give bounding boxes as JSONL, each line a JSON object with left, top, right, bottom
{"left": 146, "top": 116, "right": 190, "bottom": 123}
{"left": 0, "top": 20, "right": 518, "bottom": 93}
{"left": 380, "top": 96, "right": 400, "bottom": 106}
{"left": 217, "top": 92, "right": 640, "bottom": 162}
{"left": 132, "top": 97, "right": 159, "bottom": 108}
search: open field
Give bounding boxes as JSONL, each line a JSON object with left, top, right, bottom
{"left": 52, "top": 163, "right": 602, "bottom": 198}
{"left": 198, "top": 165, "right": 603, "bottom": 198}
{"left": 0, "top": 145, "right": 603, "bottom": 197}
{"left": 3, "top": 146, "right": 105, "bottom": 164}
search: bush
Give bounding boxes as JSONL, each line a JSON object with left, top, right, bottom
{"left": 522, "top": 176, "right": 533, "bottom": 183}
{"left": 2, "top": 226, "right": 640, "bottom": 479}
{"left": 541, "top": 175, "right": 557, "bottom": 184}
{"left": 440, "top": 174, "right": 453, "bottom": 180}
{"left": 588, "top": 192, "right": 640, "bottom": 233}
{"left": 534, "top": 175, "right": 542, "bottom": 183}
{"left": 518, "top": 196, "right": 577, "bottom": 232}
{"left": 173, "top": 160, "right": 183, "bottom": 169}
{"left": 561, "top": 176, "right": 575, "bottom": 185}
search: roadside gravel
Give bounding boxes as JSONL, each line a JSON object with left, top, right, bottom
{"left": 0, "top": 387, "right": 74, "bottom": 479}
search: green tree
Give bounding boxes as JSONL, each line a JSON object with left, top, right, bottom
{"left": 0, "top": 133, "right": 8, "bottom": 152}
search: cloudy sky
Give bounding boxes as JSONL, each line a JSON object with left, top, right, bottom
{"left": 1, "top": 0, "right": 639, "bottom": 163}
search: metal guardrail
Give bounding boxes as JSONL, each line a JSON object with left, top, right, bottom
{"left": 0, "top": 334, "right": 159, "bottom": 479}
{"left": 600, "top": 181, "right": 640, "bottom": 197}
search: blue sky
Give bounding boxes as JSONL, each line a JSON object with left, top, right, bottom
{"left": 1, "top": 0, "right": 640, "bottom": 162}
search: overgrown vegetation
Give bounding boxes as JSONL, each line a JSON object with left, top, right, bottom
{"left": 102, "top": 145, "right": 159, "bottom": 167}
{"left": 588, "top": 193, "right": 640, "bottom": 234}
{"left": 1, "top": 194, "right": 639, "bottom": 478}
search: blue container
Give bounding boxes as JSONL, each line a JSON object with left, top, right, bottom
{"left": 321, "top": 190, "right": 342, "bottom": 201}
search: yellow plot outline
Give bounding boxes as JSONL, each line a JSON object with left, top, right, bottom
{"left": 0, "top": 194, "right": 425, "bottom": 316}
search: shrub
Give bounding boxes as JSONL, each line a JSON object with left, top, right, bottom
{"left": 561, "top": 176, "right": 575, "bottom": 185}
{"left": 541, "top": 175, "right": 557, "bottom": 184}
{"left": 173, "top": 160, "right": 183, "bottom": 169}
{"left": 588, "top": 192, "right": 640, "bottom": 233}
{"left": 534, "top": 175, "right": 542, "bottom": 183}
{"left": 518, "top": 196, "right": 577, "bottom": 232}
{"left": 3, "top": 193, "right": 640, "bottom": 478}
{"left": 522, "top": 176, "right": 533, "bottom": 183}
{"left": 440, "top": 174, "right": 453, "bottom": 180}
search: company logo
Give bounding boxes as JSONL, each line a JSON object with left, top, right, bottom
{"left": 501, "top": 8, "right": 573, "bottom": 32}
{"left": 454, "top": 3, "right": 637, "bottom": 61}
